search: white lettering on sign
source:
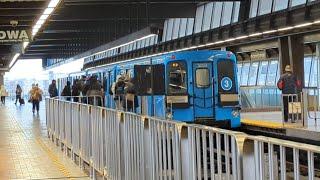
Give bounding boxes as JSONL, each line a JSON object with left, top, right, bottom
{"left": 0, "top": 30, "right": 30, "bottom": 42}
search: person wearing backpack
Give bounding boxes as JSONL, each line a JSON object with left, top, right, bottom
{"left": 277, "top": 65, "right": 301, "bottom": 122}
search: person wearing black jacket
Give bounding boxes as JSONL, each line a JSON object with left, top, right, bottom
{"left": 48, "top": 80, "right": 58, "bottom": 98}
{"left": 61, "top": 81, "right": 72, "bottom": 101}
{"left": 72, "top": 79, "right": 81, "bottom": 102}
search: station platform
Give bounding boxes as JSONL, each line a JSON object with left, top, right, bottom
{"left": 241, "top": 111, "right": 320, "bottom": 144}
{"left": 0, "top": 100, "right": 88, "bottom": 179}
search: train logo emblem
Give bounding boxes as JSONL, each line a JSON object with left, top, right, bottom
{"left": 221, "top": 77, "right": 232, "bottom": 91}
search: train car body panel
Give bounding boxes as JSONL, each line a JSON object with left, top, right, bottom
{"left": 59, "top": 50, "right": 241, "bottom": 128}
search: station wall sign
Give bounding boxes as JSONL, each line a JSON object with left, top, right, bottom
{"left": 0, "top": 29, "right": 30, "bottom": 43}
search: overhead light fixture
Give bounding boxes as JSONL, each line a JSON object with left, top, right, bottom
{"left": 294, "top": 22, "right": 313, "bottom": 28}
{"left": 9, "top": 53, "right": 20, "bottom": 68}
{"left": 235, "top": 35, "right": 248, "bottom": 40}
{"left": 278, "top": 26, "right": 293, "bottom": 31}
{"left": 262, "top": 30, "right": 277, "bottom": 34}
{"left": 39, "top": 14, "right": 49, "bottom": 20}
{"left": 48, "top": 0, "right": 60, "bottom": 8}
{"left": 248, "top": 32, "right": 262, "bottom": 37}
{"left": 36, "top": 19, "right": 45, "bottom": 25}
{"left": 33, "top": 24, "right": 41, "bottom": 29}
{"left": 43, "top": 8, "right": 54, "bottom": 15}
{"left": 23, "top": 42, "right": 29, "bottom": 49}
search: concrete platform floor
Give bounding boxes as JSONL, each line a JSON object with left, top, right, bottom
{"left": 0, "top": 100, "right": 89, "bottom": 179}
{"left": 241, "top": 111, "right": 320, "bottom": 132}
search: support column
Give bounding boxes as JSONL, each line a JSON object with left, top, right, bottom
{"left": 288, "top": 35, "right": 304, "bottom": 86}
{"left": 316, "top": 43, "right": 320, "bottom": 88}
{"left": 0, "top": 72, "right": 4, "bottom": 85}
{"left": 278, "top": 35, "right": 304, "bottom": 87}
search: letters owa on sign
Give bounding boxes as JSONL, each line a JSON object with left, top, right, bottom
{"left": 0, "top": 30, "right": 30, "bottom": 43}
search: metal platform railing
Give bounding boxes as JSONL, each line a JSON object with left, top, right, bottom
{"left": 45, "top": 97, "right": 320, "bottom": 180}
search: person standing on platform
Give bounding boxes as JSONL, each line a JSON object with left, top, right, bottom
{"left": 48, "top": 80, "right": 58, "bottom": 98}
{"left": 86, "top": 75, "right": 104, "bottom": 105}
{"left": 0, "top": 85, "right": 7, "bottom": 105}
{"left": 61, "top": 81, "right": 72, "bottom": 101}
{"left": 123, "top": 77, "right": 138, "bottom": 112}
{"left": 277, "top": 65, "right": 301, "bottom": 122}
{"left": 72, "top": 79, "right": 81, "bottom": 102}
{"left": 15, "top": 84, "right": 22, "bottom": 105}
{"left": 29, "top": 84, "right": 43, "bottom": 114}
{"left": 114, "top": 75, "right": 126, "bottom": 109}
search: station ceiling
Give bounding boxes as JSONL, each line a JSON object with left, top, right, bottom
{"left": 0, "top": 0, "right": 240, "bottom": 69}
{"left": 0, "top": 0, "right": 47, "bottom": 69}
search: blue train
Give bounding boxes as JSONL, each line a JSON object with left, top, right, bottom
{"left": 57, "top": 50, "right": 241, "bottom": 128}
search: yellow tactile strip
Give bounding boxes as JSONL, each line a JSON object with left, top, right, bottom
{"left": 0, "top": 106, "right": 88, "bottom": 179}
{"left": 241, "top": 118, "right": 302, "bottom": 129}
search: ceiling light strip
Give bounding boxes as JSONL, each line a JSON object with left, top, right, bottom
{"left": 32, "top": 0, "right": 61, "bottom": 37}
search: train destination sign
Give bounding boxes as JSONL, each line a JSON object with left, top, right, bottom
{"left": 0, "top": 29, "right": 30, "bottom": 43}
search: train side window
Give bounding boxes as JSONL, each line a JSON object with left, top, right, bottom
{"left": 195, "top": 68, "right": 210, "bottom": 88}
{"left": 167, "top": 61, "right": 187, "bottom": 95}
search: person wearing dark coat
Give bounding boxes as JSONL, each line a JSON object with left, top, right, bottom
{"left": 122, "top": 78, "right": 139, "bottom": 112}
{"left": 86, "top": 76, "right": 104, "bottom": 105}
{"left": 72, "top": 79, "right": 81, "bottom": 102}
{"left": 277, "top": 65, "right": 302, "bottom": 122}
{"left": 48, "top": 80, "right": 58, "bottom": 98}
{"left": 61, "top": 81, "right": 72, "bottom": 101}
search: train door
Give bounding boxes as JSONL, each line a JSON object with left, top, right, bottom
{"left": 192, "top": 62, "right": 214, "bottom": 119}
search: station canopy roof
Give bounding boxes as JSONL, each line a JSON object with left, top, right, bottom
{"left": 1, "top": 0, "right": 238, "bottom": 70}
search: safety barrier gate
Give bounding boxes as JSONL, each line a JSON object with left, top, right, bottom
{"left": 46, "top": 98, "right": 320, "bottom": 180}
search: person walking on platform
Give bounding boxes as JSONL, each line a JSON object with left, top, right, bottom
{"left": 15, "top": 84, "right": 23, "bottom": 105}
{"left": 48, "top": 80, "right": 58, "bottom": 98}
{"left": 61, "top": 81, "right": 72, "bottom": 101}
{"left": 72, "top": 79, "right": 81, "bottom": 102}
{"left": 86, "top": 75, "right": 104, "bottom": 105}
{"left": 0, "top": 85, "right": 7, "bottom": 105}
{"left": 277, "top": 65, "right": 302, "bottom": 122}
{"left": 29, "top": 84, "right": 43, "bottom": 114}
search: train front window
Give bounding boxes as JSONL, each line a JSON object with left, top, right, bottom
{"left": 167, "top": 61, "right": 187, "bottom": 95}
{"left": 195, "top": 68, "right": 210, "bottom": 88}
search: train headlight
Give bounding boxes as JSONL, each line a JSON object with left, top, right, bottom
{"left": 232, "top": 110, "right": 239, "bottom": 117}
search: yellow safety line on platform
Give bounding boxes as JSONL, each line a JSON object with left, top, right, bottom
{"left": 8, "top": 112, "right": 73, "bottom": 179}
{"left": 241, "top": 118, "right": 301, "bottom": 129}
{"left": 35, "top": 138, "right": 72, "bottom": 179}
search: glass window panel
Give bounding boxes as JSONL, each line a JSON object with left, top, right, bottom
{"left": 194, "top": 5, "right": 204, "bottom": 33}
{"left": 162, "top": 20, "right": 168, "bottom": 42}
{"left": 258, "top": 0, "right": 273, "bottom": 15}
{"left": 179, "top": 18, "right": 188, "bottom": 37}
{"left": 266, "top": 60, "right": 279, "bottom": 86}
{"left": 309, "top": 57, "right": 318, "bottom": 87}
{"left": 221, "top": 2, "right": 233, "bottom": 26}
{"left": 237, "top": 63, "right": 243, "bottom": 82}
{"left": 291, "top": 0, "right": 307, "bottom": 7}
{"left": 248, "top": 62, "right": 259, "bottom": 86}
{"left": 257, "top": 61, "right": 269, "bottom": 86}
{"left": 196, "top": 68, "right": 210, "bottom": 88}
{"left": 304, "top": 56, "right": 312, "bottom": 87}
{"left": 232, "top": 2, "right": 240, "bottom": 23}
{"left": 249, "top": 0, "right": 259, "bottom": 18}
{"left": 168, "top": 61, "right": 188, "bottom": 95}
{"left": 186, "top": 18, "right": 194, "bottom": 35}
{"left": 240, "top": 62, "right": 250, "bottom": 86}
{"left": 172, "top": 19, "right": 180, "bottom": 40}
{"left": 273, "top": 0, "right": 289, "bottom": 11}
{"left": 166, "top": 19, "right": 174, "bottom": 41}
{"left": 202, "top": 3, "right": 214, "bottom": 31}
{"left": 211, "top": 2, "right": 223, "bottom": 28}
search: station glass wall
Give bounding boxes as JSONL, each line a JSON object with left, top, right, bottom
{"left": 250, "top": 0, "right": 317, "bottom": 18}
{"left": 238, "top": 56, "right": 319, "bottom": 109}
